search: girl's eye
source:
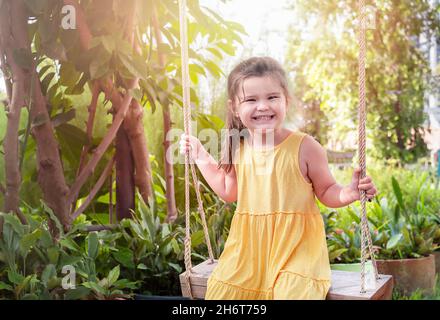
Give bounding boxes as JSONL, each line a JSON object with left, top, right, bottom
{"left": 269, "top": 96, "right": 279, "bottom": 100}
{"left": 245, "top": 99, "right": 256, "bottom": 102}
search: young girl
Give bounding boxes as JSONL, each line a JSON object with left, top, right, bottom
{"left": 179, "top": 57, "right": 377, "bottom": 300}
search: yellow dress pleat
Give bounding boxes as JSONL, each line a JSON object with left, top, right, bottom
{"left": 205, "top": 131, "right": 331, "bottom": 300}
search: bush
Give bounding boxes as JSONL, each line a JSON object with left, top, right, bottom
{"left": 324, "top": 165, "right": 440, "bottom": 263}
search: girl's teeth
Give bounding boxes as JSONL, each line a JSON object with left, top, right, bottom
{"left": 255, "top": 116, "right": 273, "bottom": 120}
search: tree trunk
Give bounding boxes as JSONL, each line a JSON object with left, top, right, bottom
{"left": 2, "top": 1, "right": 70, "bottom": 227}
{"left": 115, "top": 126, "right": 135, "bottom": 220}
{"left": 162, "top": 104, "right": 177, "bottom": 222}
{"left": 31, "top": 77, "right": 72, "bottom": 230}
{"left": 0, "top": 1, "right": 25, "bottom": 220}
{"left": 124, "top": 99, "right": 153, "bottom": 205}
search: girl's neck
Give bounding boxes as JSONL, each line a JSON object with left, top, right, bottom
{"left": 247, "top": 128, "right": 292, "bottom": 149}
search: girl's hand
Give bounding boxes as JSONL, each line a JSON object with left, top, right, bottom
{"left": 346, "top": 167, "right": 378, "bottom": 203}
{"left": 179, "top": 133, "right": 203, "bottom": 160}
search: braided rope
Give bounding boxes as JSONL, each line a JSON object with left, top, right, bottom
{"left": 358, "top": 0, "right": 379, "bottom": 293}
{"left": 178, "top": 0, "right": 215, "bottom": 299}
{"left": 190, "top": 162, "right": 215, "bottom": 262}
{"left": 179, "top": 0, "right": 193, "bottom": 298}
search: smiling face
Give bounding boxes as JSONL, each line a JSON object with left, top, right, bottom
{"left": 230, "top": 76, "right": 289, "bottom": 133}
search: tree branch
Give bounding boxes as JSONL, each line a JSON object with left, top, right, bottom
{"left": 71, "top": 156, "right": 115, "bottom": 220}
{"left": 76, "top": 83, "right": 100, "bottom": 178}
{"left": 67, "top": 78, "right": 138, "bottom": 205}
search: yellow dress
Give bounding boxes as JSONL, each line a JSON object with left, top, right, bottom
{"left": 205, "top": 131, "right": 331, "bottom": 300}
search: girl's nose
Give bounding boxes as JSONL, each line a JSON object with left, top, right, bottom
{"left": 256, "top": 101, "right": 269, "bottom": 111}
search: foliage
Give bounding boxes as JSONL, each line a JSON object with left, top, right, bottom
{"left": 393, "top": 276, "right": 440, "bottom": 300}
{"left": 0, "top": 206, "right": 139, "bottom": 300}
{"left": 324, "top": 165, "right": 440, "bottom": 262}
{"left": 286, "top": 0, "right": 440, "bottom": 162}
{"left": 0, "top": 164, "right": 234, "bottom": 299}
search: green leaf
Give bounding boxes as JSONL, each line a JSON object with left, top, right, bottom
{"left": 90, "top": 58, "right": 110, "bottom": 80}
{"left": 51, "top": 109, "right": 76, "bottom": 128}
{"left": 107, "top": 265, "right": 120, "bottom": 286}
{"left": 386, "top": 233, "right": 403, "bottom": 250}
{"left": 203, "top": 60, "right": 224, "bottom": 78}
{"left": 137, "top": 263, "right": 148, "bottom": 270}
{"left": 329, "top": 248, "right": 348, "bottom": 261}
{"left": 226, "top": 20, "right": 248, "bottom": 35}
{"left": 47, "top": 247, "right": 60, "bottom": 265}
{"left": 206, "top": 47, "right": 223, "bottom": 59}
{"left": 167, "top": 262, "right": 182, "bottom": 273}
{"left": 41, "top": 201, "right": 64, "bottom": 236}
{"left": 216, "top": 42, "right": 235, "bottom": 56}
{"left": 7, "top": 270, "right": 25, "bottom": 285}
{"left": 39, "top": 229, "right": 54, "bottom": 248}
{"left": 190, "top": 230, "right": 205, "bottom": 248}
{"left": 87, "top": 232, "right": 99, "bottom": 259}
{"left": 190, "top": 63, "right": 206, "bottom": 76}
{"left": 59, "top": 237, "right": 81, "bottom": 252}
{"left": 65, "top": 286, "right": 92, "bottom": 300}
{"left": 55, "top": 123, "right": 88, "bottom": 165}
{"left": 171, "top": 238, "right": 180, "bottom": 254}
{"left": 112, "top": 248, "right": 135, "bottom": 269}
{"left": 38, "top": 64, "right": 52, "bottom": 77}
{"left": 0, "top": 281, "right": 13, "bottom": 291}
{"left": 118, "top": 53, "right": 145, "bottom": 80}
{"left": 391, "top": 176, "right": 405, "bottom": 210}
{"left": 100, "top": 36, "right": 116, "bottom": 54}
{"left": 113, "top": 279, "right": 139, "bottom": 290}
{"left": 60, "top": 62, "right": 81, "bottom": 87}
{"left": 82, "top": 281, "right": 106, "bottom": 295}
{"left": 346, "top": 206, "right": 361, "bottom": 224}
{"left": 0, "top": 213, "right": 25, "bottom": 236}
{"left": 131, "top": 88, "right": 143, "bottom": 102}
{"left": 41, "top": 264, "right": 56, "bottom": 285}
{"left": 64, "top": 72, "right": 87, "bottom": 96}
{"left": 19, "top": 229, "right": 42, "bottom": 258}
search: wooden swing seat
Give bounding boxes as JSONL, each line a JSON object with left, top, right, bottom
{"left": 180, "top": 260, "right": 394, "bottom": 300}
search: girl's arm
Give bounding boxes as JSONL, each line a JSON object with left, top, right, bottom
{"left": 180, "top": 134, "right": 238, "bottom": 203}
{"left": 300, "top": 136, "right": 377, "bottom": 208}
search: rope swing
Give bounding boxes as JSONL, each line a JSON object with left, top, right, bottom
{"left": 357, "top": 0, "right": 380, "bottom": 293}
{"left": 178, "top": 0, "right": 215, "bottom": 300}
{"left": 177, "top": 0, "right": 389, "bottom": 299}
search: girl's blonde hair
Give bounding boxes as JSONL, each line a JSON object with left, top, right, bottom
{"left": 218, "top": 57, "right": 292, "bottom": 173}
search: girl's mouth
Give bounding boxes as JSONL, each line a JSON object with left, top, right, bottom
{"left": 252, "top": 115, "right": 275, "bottom": 121}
